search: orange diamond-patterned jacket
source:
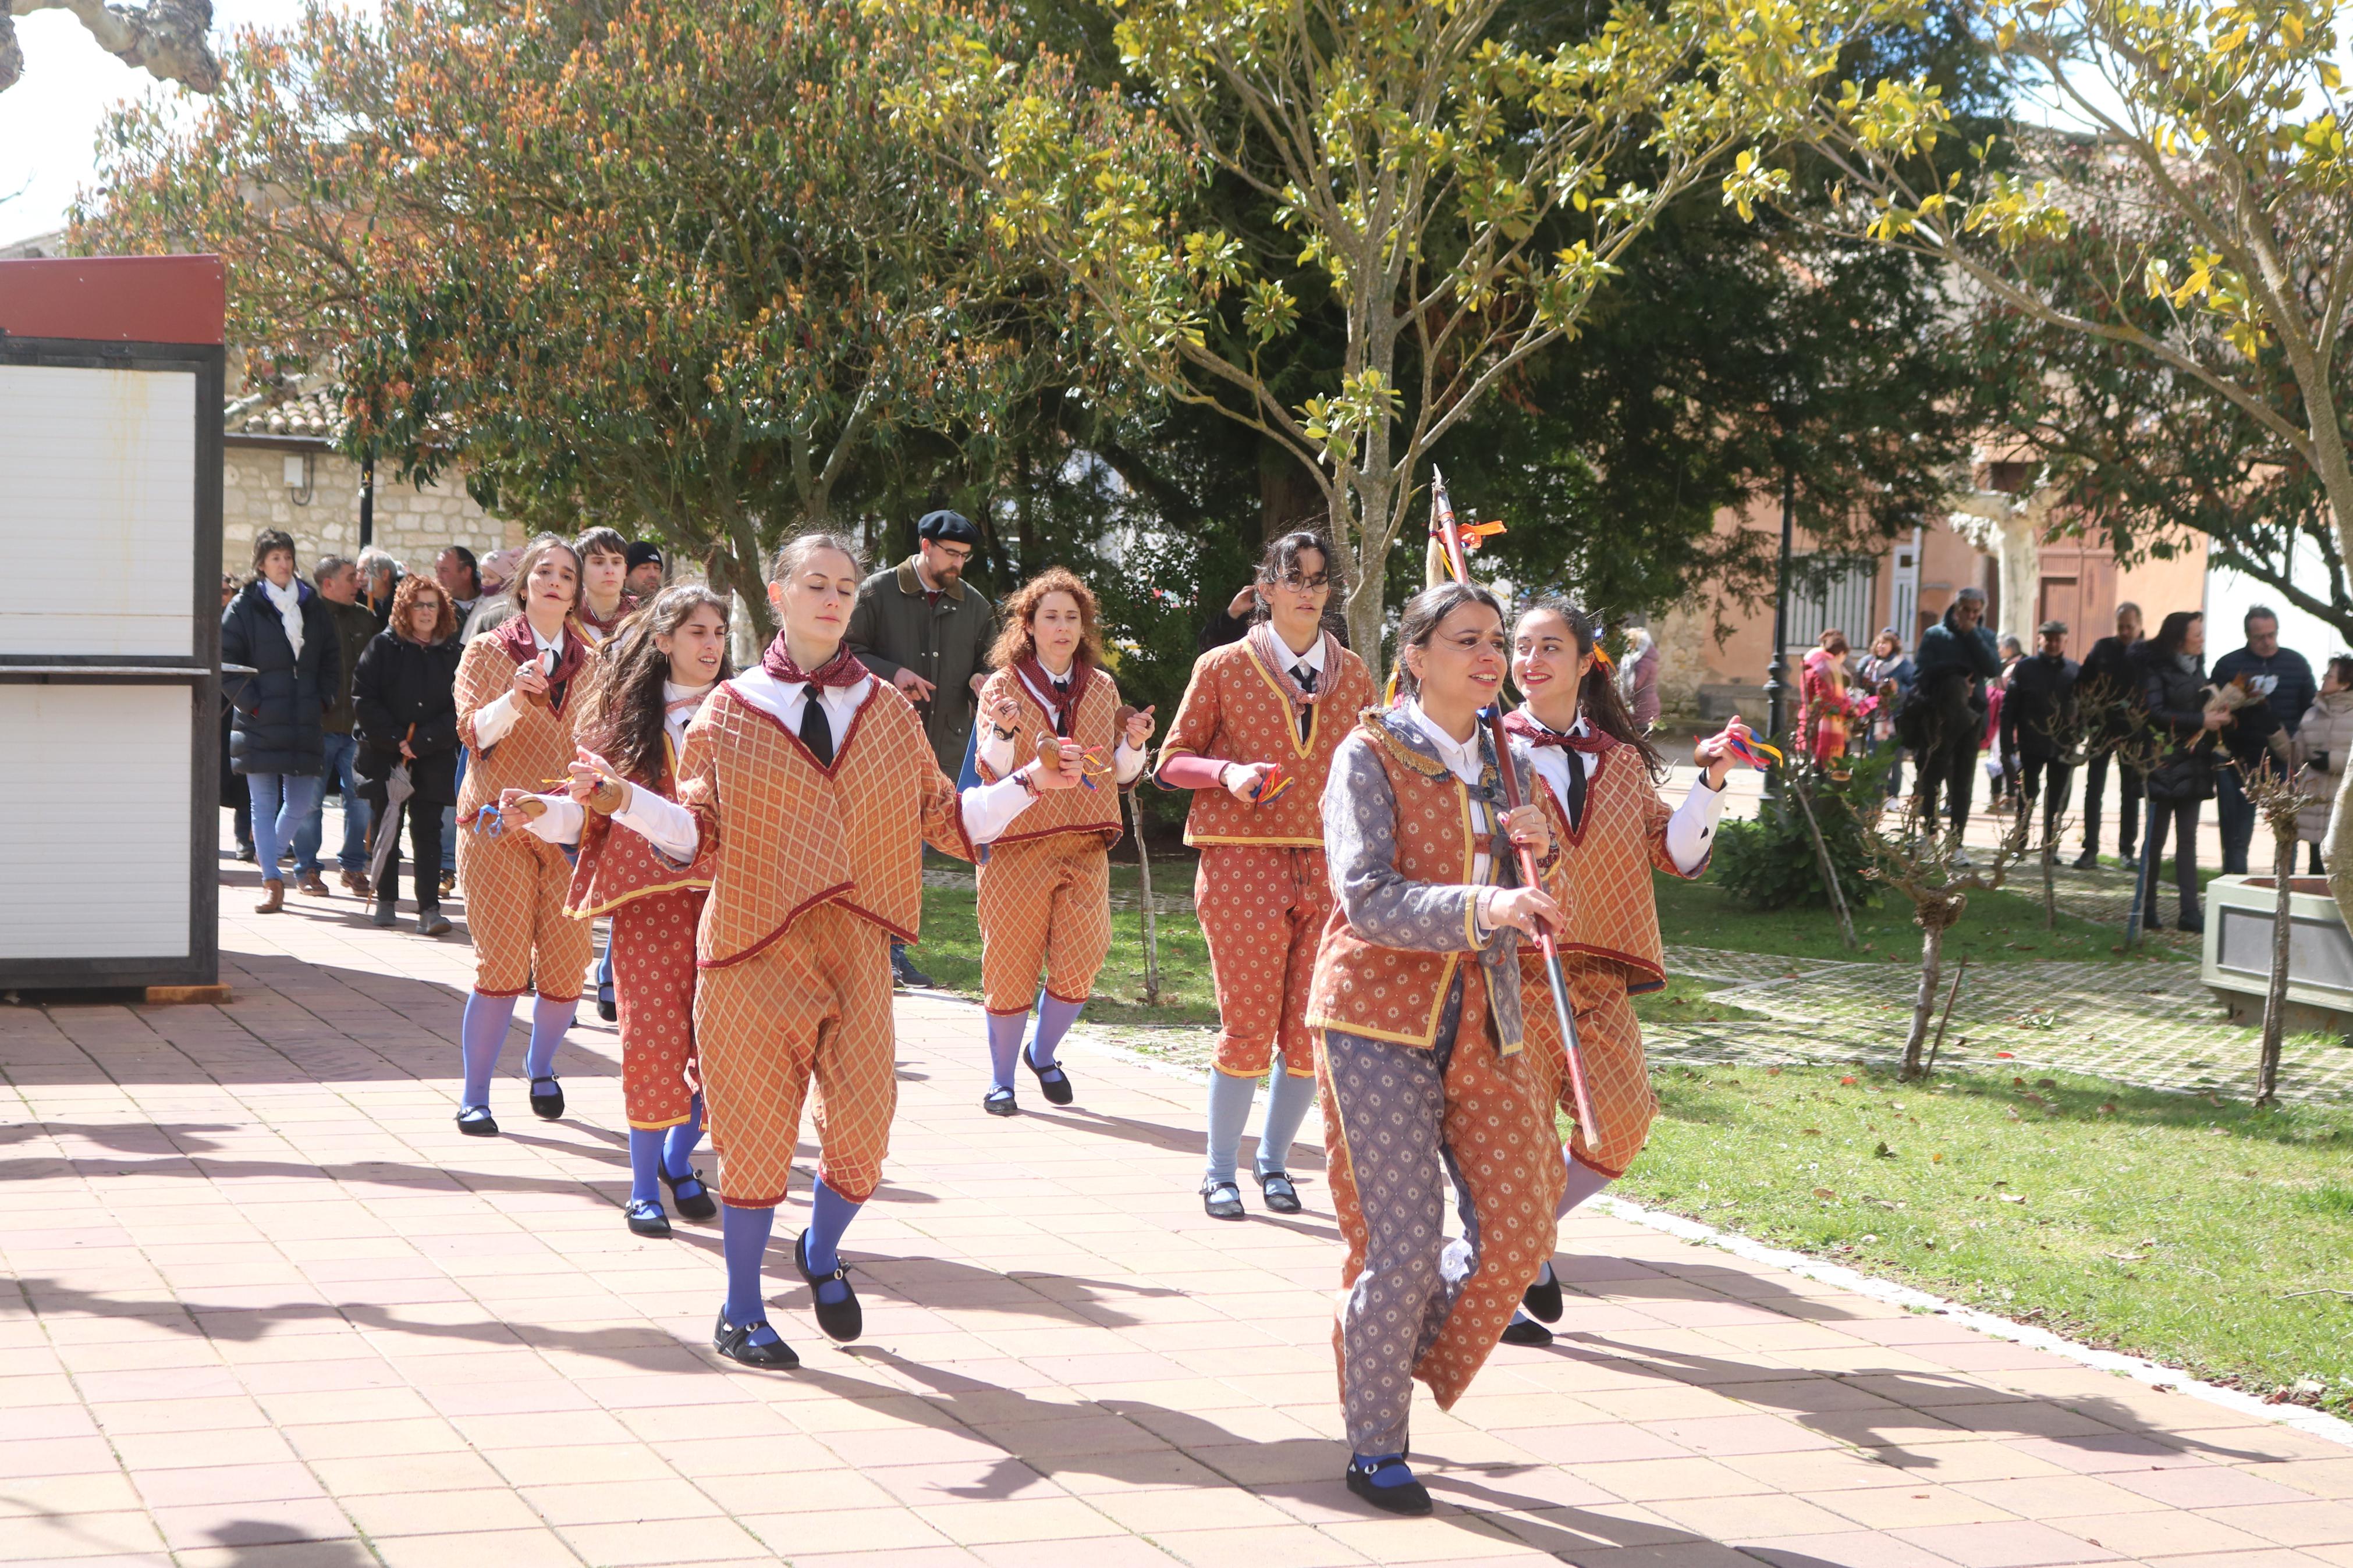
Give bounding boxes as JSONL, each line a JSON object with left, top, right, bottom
{"left": 565, "top": 739, "right": 718, "bottom": 919}
{"left": 676, "top": 681, "right": 977, "bottom": 968}
{"left": 974, "top": 664, "right": 1123, "bottom": 849}
{"left": 1307, "top": 710, "right": 1570, "bottom": 1054}
{"left": 455, "top": 636, "right": 596, "bottom": 816}
{"left": 1517, "top": 737, "right": 1700, "bottom": 996}
{"left": 1157, "top": 636, "right": 1376, "bottom": 847}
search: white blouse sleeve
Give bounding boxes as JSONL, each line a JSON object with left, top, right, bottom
{"left": 471, "top": 691, "right": 521, "bottom": 750}
{"left": 1113, "top": 739, "right": 1147, "bottom": 784}
{"left": 1665, "top": 776, "right": 1729, "bottom": 874}
{"left": 518, "top": 794, "right": 584, "bottom": 847}
{"left": 975, "top": 722, "right": 1018, "bottom": 781}
{"left": 959, "top": 773, "right": 1037, "bottom": 847}
{"left": 611, "top": 783, "right": 701, "bottom": 863}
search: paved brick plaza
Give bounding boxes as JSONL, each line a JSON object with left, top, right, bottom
{"left": 4, "top": 865, "right": 2352, "bottom": 1568}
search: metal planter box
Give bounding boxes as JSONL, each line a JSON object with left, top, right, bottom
{"left": 2201, "top": 873, "right": 2353, "bottom": 1034}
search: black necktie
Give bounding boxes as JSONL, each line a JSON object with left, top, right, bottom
{"left": 1294, "top": 666, "right": 1316, "bottom": 740}
{"left": 1051, "top": 678, "right": 1073, "bottom": 737}
{"left": 1561, "top": 743, "right": 1587, "bottom": 831}
{"left": 798, "top": 690, "right": 834, "bottom": 767}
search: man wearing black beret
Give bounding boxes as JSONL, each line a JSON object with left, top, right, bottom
{"left": 847, "top": 509, "right": 999, "bottom": 986}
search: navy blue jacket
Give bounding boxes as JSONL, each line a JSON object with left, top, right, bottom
{"left": 221, "top": 579, "right": 340, "bottom": 777}
{"left": 2210, "top": 644, "right": 2316, "bottom": 755}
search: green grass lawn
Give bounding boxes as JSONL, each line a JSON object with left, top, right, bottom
{"left": 1616, "top": 1059, "right": 2353, "bottom": 1414}
{"left": 1654, "top": 869, "right": 2185, "bottom": 966}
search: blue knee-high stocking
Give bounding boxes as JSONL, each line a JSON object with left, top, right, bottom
{"left": 1254, "top": 1057, "right": 1319, "bottom": 1178}
{"left": 986, "top": 1012, "right": 1027, "bottom": 1092}
{"left": 662, "top": 1092, "right": 705, "bottom": 1178}
{"left": 803, "top": 1179, "right": 860, "bottom": 1306}
{"left": 1028, "top": 994, "right": 1084, "bottom": 1071}
{"left": 627, "top": 1127, "right": 665, "bottom": 1208}
{"left": 524, "top": 993, "right": 573, "bottom": 1080}
{"left": 459, "top": 991, "right": 517, "bottom": 1108}
{"left": 1202, "top": 1068, "right": 1258, "bottom": 1186}
{"left": 721, "top": 1203, "right": 780, "bottom": 1346}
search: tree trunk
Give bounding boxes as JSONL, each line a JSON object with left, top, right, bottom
{"left": 2258, "top": 821, "right": 2295, "bottom": 1105}
{"left": 2042, "top": 833, "right": 2057, "bottom": 929}
{"left": 1339, "top": 464, "right": 1397, "bottom": 680}
{"left": 2323, "top": 758, "right": 2353, "bottom": 935}
{"left": 1902, "top": 918, "right": 1947, "bottom": 1080}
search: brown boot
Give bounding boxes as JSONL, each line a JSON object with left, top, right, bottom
{"left": 340, "top": 868, "right": 372, "bottom": 898}
{"left": 255, "top": 880, "right": 286, "bottom": 914}
{"left": 296, "top": 870, "right": 331, "bottom": 898}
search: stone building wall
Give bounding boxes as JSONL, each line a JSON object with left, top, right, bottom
{"left": 220, "top": 446, "right": 521, "bottom": 583}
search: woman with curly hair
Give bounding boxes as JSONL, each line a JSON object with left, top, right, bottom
{"left": 968, "top": 568, "right": 1156, "bottom": 1114}
{"left": 352, "top": 573, "right": 464, "bottom": 935}
{"left": 505, "top": 586, "right": 732, "bottom": 1236}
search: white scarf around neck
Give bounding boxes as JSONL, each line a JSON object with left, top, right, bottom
{"left": 261, "top": 579, "right": 304, "bottom": 659}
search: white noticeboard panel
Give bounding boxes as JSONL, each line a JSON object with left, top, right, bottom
{"left": 0, "top": 684, "right": 193, "bottom": 958}
{"left": 0, "top": 363, "right": 197, "bottom": 659}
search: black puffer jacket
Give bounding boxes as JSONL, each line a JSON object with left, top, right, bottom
{"left": 352, "top": 630, "right": 466, "bottom": 806}
{"left": 221, "top": 578, "right": 339, "bottom": 777}
{"left": 2136, "top": 643, "right": 2216, "bottom": 803}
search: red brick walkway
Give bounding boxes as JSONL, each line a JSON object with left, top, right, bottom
{"left": 2, "top": 861, "right": 2349, "bottom": 1567}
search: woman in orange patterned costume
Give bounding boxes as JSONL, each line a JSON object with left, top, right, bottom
{"left": 1497, "top": 598, "right": 1747, "bottom": 1347}
{"left": 506, "top": 586, "right": 732, "bottom": 1238}
{"left": 970, "top": 569, "right": 1154, "bottom": 1113}
{"left": 450, "top": 534, "right": 600, "bottom": 1136}
{"left": 1156, "top": 531, "right": 1374, "bottom": 1218}
{"left": 1305, "top": 581, "right": 1568, "bottom": 1516}
{"left": 587, "top": 533, "right": 1080, "bottom": 1368}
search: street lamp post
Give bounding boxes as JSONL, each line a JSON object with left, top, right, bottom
{"left": 1762, "top": 464, "right": 1795, "bottom": 798}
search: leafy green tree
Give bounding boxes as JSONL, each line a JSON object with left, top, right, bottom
{"left": 1803, "top": 0, "right": 2353, "bottom": 913}
{"left": 903, "top": 0, "right": 1896, "bottom": 661}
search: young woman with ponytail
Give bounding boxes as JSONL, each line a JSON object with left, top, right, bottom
{"left": 1495, "top": 598, "right": 1751, "bottom": 1347}
{"left": 503, "top": 586, "right": 732, "bottom": 1238}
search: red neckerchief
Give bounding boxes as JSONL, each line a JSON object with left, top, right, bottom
{"left": 1502, "top": 708, "right": 1610, "bottom": 753}
{"left": 489, "top": 615, "right": 589, "bottom": 716}
{"left": 760, "top": 632, "right": 867, "bottom": 688}
{"left": 1247, "top": 622, "right": 1339, "bottom": 710}
{"left": 573, "top": 593, "right": 638, "bottom": 642}
{"left": 1016, "top": 654, "right": 1095, "bottom": 738}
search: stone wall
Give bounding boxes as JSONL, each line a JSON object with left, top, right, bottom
{"left": 220, "top": 446, "right": 521, "bottom": 583}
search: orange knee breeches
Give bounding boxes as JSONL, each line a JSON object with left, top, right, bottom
{"left": 977, "top": 835, "right": 1112, "bottom": 1014}
{"left": 1197, "top": 845, "right": 1326, "bottom": 1079}
{"left": 610, "top": 887, "right": 705, "bottom": 1130}
{"left": 693, "top": 904, "right": 895, "bottom": 1208}
{"left": 1519, "top": 955, "right": 1658, "bottom": 1178}
{"left": 458, "top": 828, "right": 595, "bottom": 1000}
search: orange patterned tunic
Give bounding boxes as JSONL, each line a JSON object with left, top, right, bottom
{"left": 1158, "top": 633, "right": 1375, "bottom": 848}
{"left": 453, "top": 632, "right": 598, "bottom": 1000}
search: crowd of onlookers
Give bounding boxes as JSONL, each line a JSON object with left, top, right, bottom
{"left": 1797, "top": 594, "right": 2352, "bottom": 934}
{"left": 221, "top": 530, "right": 669, "bottom": 936}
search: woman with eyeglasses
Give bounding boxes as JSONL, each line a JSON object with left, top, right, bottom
{"left": 967, "top": 568, "right": 1155, "bottom": 1114}
{"left": 1155, "top": 531, "right": 1375, "bottom": 1219}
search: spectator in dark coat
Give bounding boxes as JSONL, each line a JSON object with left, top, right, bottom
{"left": 2134, "top": 610, "right": 2225, "bottom": 933}
{"left": 1902, "top": 586, "right": 2001, "bottom": 847}
{"left": 2210, "top": 605, "right": 2318, "bottom": 874}
{"left": 291, "top": 556, "right": 382, "bottom": 900}
{"left": 846, "top": 509, "right": 998, "bottom": 987}
{"left": 2074, "top": 601, "right": 2145, "bottom": 867}
{"left": 1856, "top": 628, "right": 1914, "bottom": 796}
{"left": 353, "top": 574, "right": 465, "bottom": 935}
{"left": 1999, "top": 620, "right": 2081, "bottom": 842}
{"left": 222, "top": 529, "right": 340, "bottom": 914}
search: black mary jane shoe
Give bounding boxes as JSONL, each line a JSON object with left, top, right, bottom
{"left": 1500, "top": 1316, "right": 1555, "bottom": 1347}
{"left": 1344, "top": 1457, "right": 1433, "bottom": 1517}
{"left": 1201, "top": 1179, "right": 1245, "bottom": 1221}
{"left": 1022, "top": 1044, "right": 1076, "bottom": 1107}
{"left": 712, "top": 1310, "right": 799, "bottom": 1370}
{"left": 795, "top": 1231, "right": 863, "bottom": 1343}
{"left": 1522, "top": 1265, "right": 1564, "bottom": 1324}
{"left": 661, "top": 1164, "right": 719, "bottom": 1222}
{"left": 982, "top": 1086, "right": 1020, "bottom": 1117}
{"left": 528, "top": 1076, "right": 565, "bottom": 1120}
{"left": 597, "top": 986, "right": 617, "bottom": 1023}
{"left": 455, "top": 1104, "right": 499, "bottom": 1137}
{"left": 1257, "top": 1171, "right": 1303, "bottom": 1214}
{"left": 625, "top": 1199, "right": 672, "bottom": 1239}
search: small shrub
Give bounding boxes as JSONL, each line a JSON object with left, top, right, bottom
{"left": 1714, "top": 755, "right": 1883, "bottom": 912}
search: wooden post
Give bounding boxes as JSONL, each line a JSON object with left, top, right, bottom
{"left": 1127, "top": 785, "right": 1160, "bottom": 1005}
